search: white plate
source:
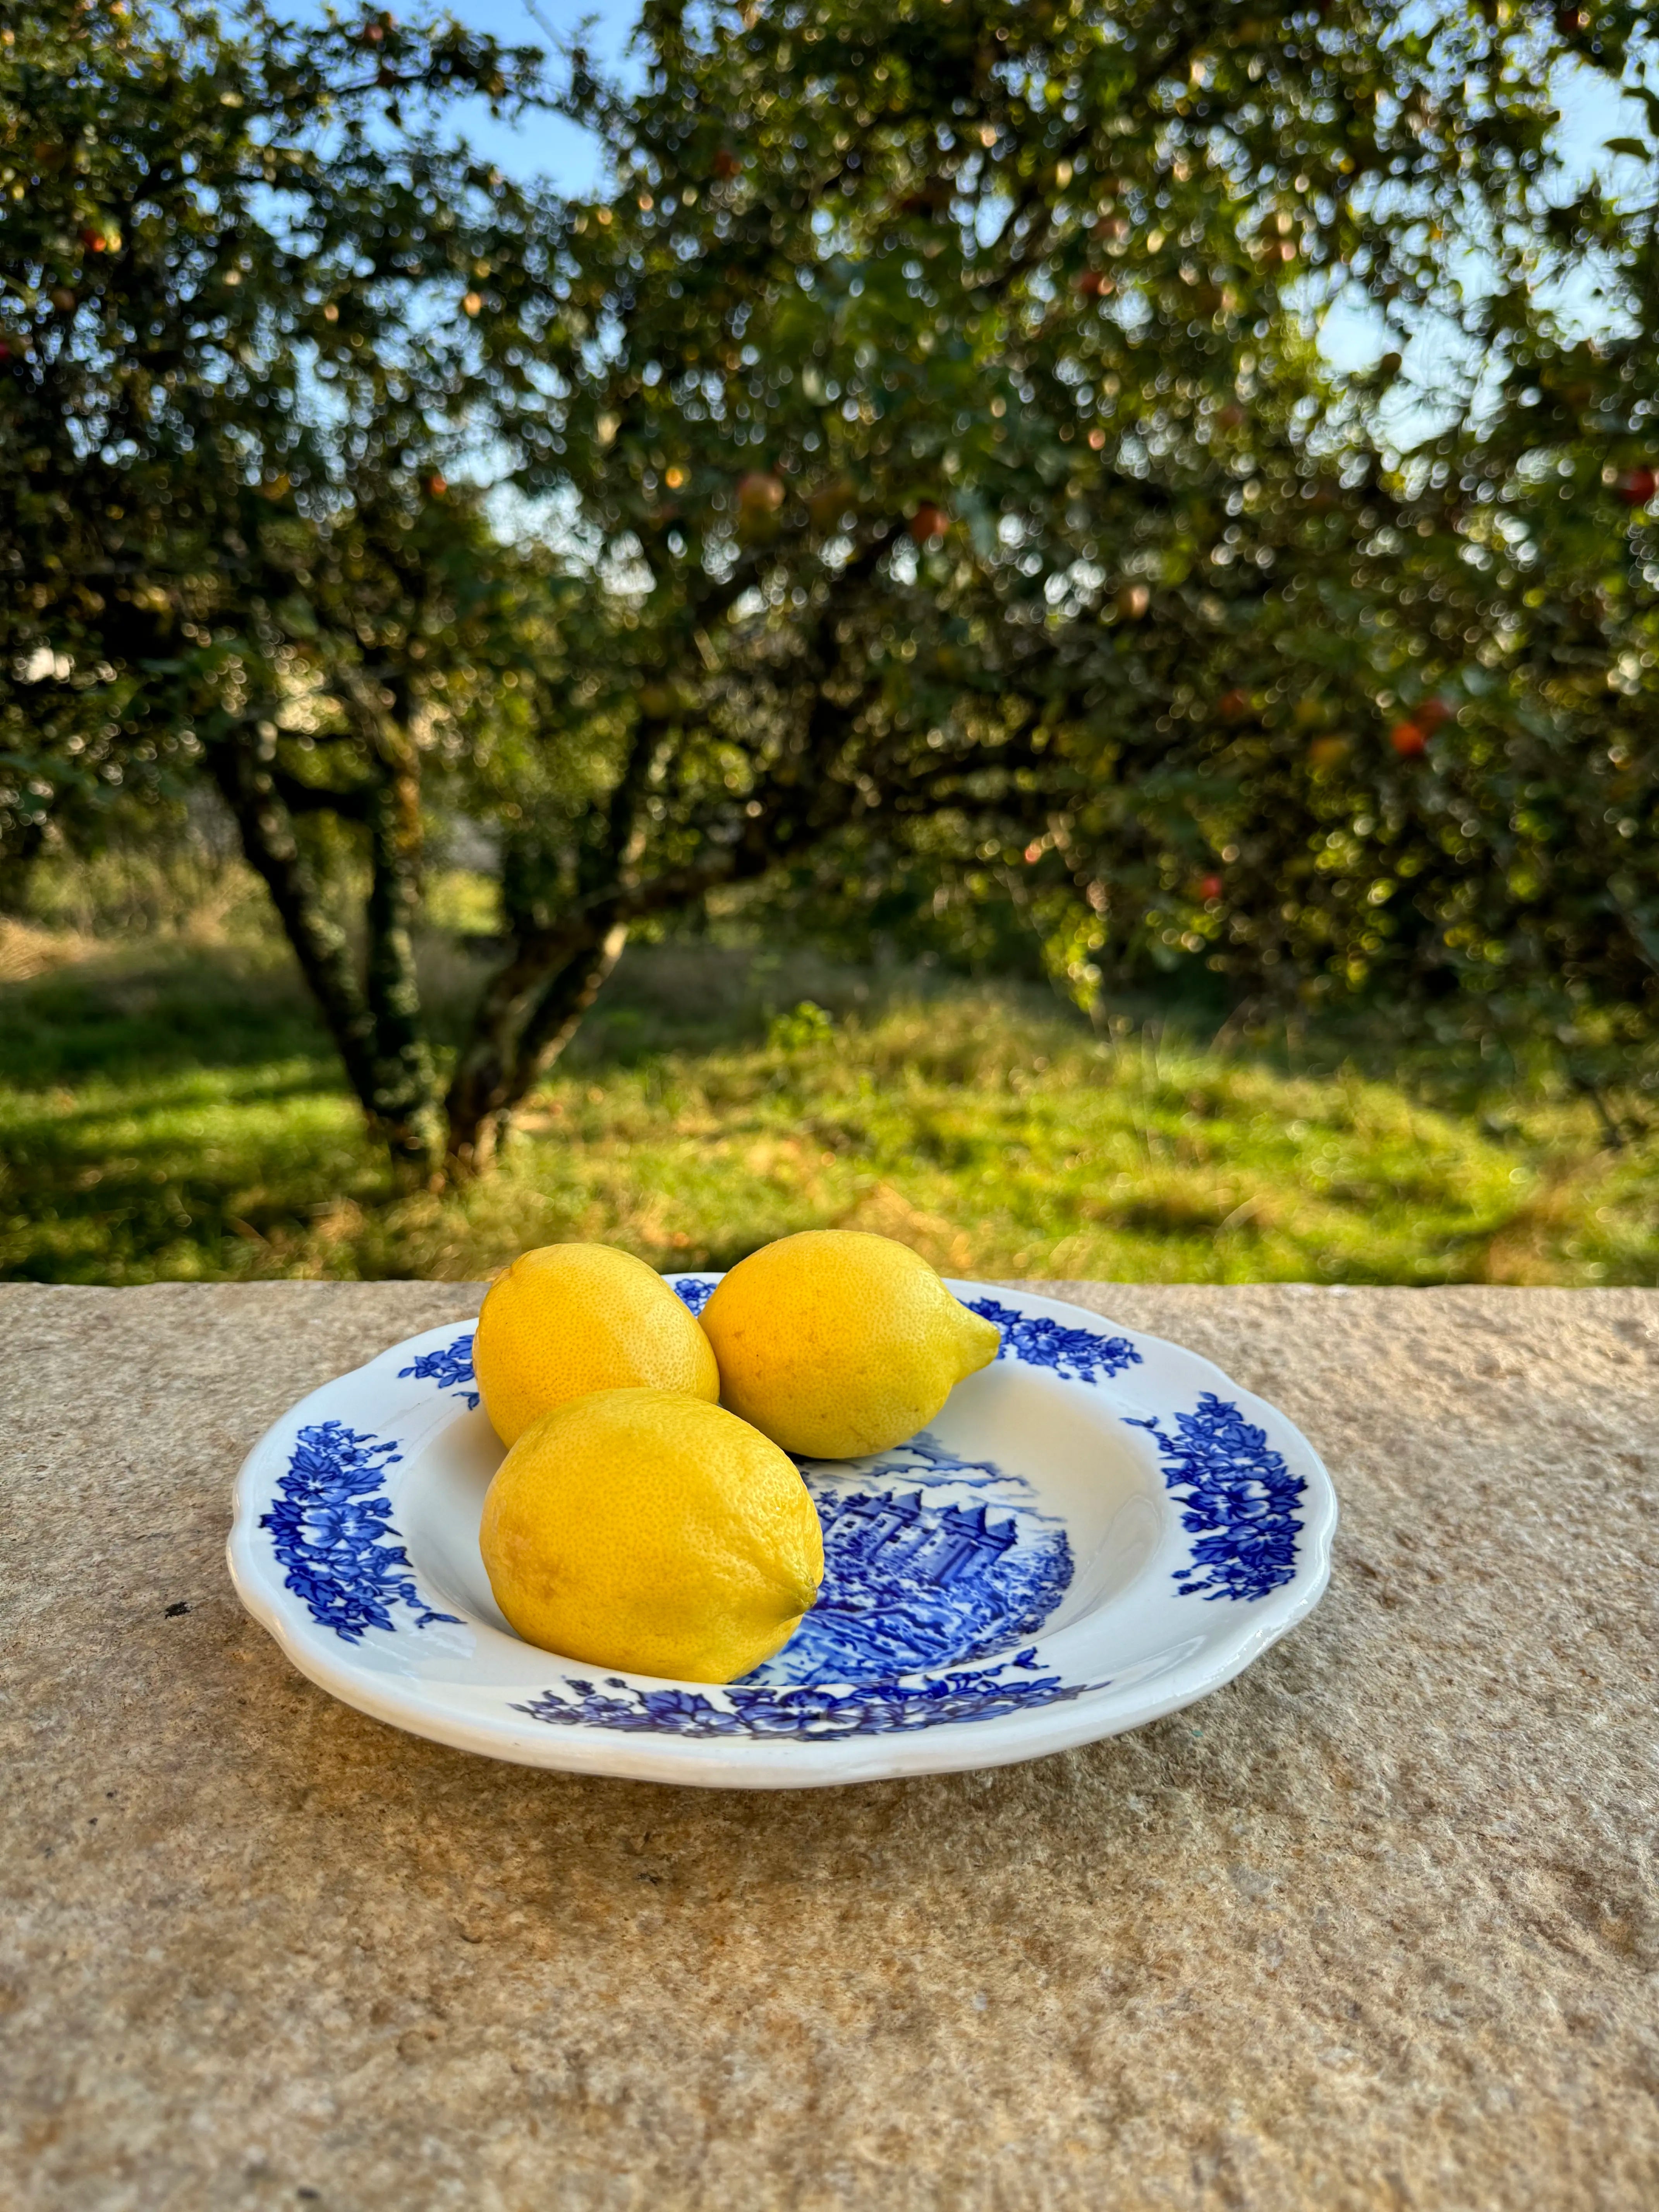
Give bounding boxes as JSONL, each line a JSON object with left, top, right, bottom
{"left": 227, "top": 1279, "right": 1336, "bottom": 1789}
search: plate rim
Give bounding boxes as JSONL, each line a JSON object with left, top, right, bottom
{"left": 226, "top": 1280, "right": 1338, "bottom": 1788}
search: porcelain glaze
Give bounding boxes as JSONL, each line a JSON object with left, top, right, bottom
{"left": 227, "top": 1280, "right": 1336, "bottom": 1786}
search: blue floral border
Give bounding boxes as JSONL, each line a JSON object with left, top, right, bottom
{"left": 398, "top": 1333, "right": 479, "bottom": 1409}
{"left": 1126, "top": 1392, "right": 1305, "bottom": 1602}
{"left": 965, "top": 1296, "right": 1140, "bottom": 1384}
{"left": 262, "top": 1419, "right": 459, "bottom": 1642}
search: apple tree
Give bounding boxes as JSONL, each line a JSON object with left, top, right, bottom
{"left": 6, "top": 0, "right": 1657, "bottom": 1172}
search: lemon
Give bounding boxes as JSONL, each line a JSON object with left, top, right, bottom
{"left": 479, "top": 1387, "right": 823, "bottom": 1682}
{"left": 472, "top": 1242, "right": 718, "bottom": 1447}
{"left": 700, "top": 1230, "right": 1001, "bottom": 1459}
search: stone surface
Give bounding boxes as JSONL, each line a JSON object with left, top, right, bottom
{"left": 2, "top": 1280, "right": 1657, "bottom": 2212}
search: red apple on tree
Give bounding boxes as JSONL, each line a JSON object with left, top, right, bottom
{"left": 909, "top": 502, "right": 949, "bottom": 544}
{"left": 1389, "top": 720, "right": 1427, "bottom": 758}
{"left": 735, "top": 471, "right": 785, "bottom": 541}
{"left": 1616, "top": 466, "right": 1656, "bottom": 507}
{"left": 737, "top": 471, "right": 785, "bottom": 515}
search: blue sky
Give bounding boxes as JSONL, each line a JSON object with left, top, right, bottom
{"left": 426, "top": 0, "right": 642, "bottom": 193}
{"left": 436, "top": 4, "right": 1639, "bottom": 198}
{"left": 382, "top": 3, "right": 1645, "bottom": 437}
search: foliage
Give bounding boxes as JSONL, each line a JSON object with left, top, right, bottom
{"left": 5, "top": 1, "right": 1659, "bottom": 1171}
{"left": 1, "top": 0, "right": 570, "bottom": 1159}
{"left": 1, "top": 926, "right": 1653, "bottom": 1288}
{"left": 601, "top": 1, "right": 1659, "bottom": 1042}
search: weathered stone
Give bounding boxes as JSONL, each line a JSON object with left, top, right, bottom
{"left": 1, "top": 1281, "right": 1656, "bottom": 2210}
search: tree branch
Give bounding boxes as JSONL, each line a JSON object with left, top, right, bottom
{"left": 206, "top": 732, "right": 382, "bottom": 1115}
{"left": 270, "top": 765, "right": 372, "bottom": 821}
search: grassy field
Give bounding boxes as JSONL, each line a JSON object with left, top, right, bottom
{"left": 1, "top": 914, "right": 1655, "bottom": 1286}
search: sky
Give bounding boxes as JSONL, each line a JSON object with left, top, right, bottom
{"left": 420, "top": 0, "right": 642, "bottom": 194}
{"left": 432, "top": 4, "right": 1640, "bottom": 201}
{"left": 444, "top": 3, "right": 1643, "bottom": 407}
{"left": 358, "top": 1, "right": 1646, "bottom": 447}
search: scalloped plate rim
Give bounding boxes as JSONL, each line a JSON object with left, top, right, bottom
{"left": 225, "top": 1281, "right": 1338, "bottom": 1788}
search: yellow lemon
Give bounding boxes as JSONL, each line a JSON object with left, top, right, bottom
{"left": 479, "top": 1387, "right": 823, "bottom": 1682}
{"left": 473, "top": 1242, "right": 718, "bottom": 1447}
{"left": 700, "top": 1229, "right": 1001, "bottom": 1459}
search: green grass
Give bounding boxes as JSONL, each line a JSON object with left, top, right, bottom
{"left": 2, "top": 918, "right": 1655, "bottom": 1286}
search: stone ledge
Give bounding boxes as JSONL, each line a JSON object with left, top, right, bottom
{"left": 2, "top": 1282, "right": 1655, "bottom": 2210}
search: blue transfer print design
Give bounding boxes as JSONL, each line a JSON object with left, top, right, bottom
{"left": 507, "top": 1428, "right": 1084, "bottom": 1734}
{"left": 1126, "top": 1392, "right": 1304, "bottom": 1602}
{"left": 513, "top": 1651, "right": 1100, "bottom": 1739}
{"left": 967, "top": 1297, "right": 1140, "bottom": 1386}
{"left": 398, "top": 1333, "right": 479, "bottom": 1410}
{"left": 669, "top": 1274, "right": 716, "bottom": 1317}
{"left": 755, "top": 1434, "right": 1072, "bottom": 1685}
{"left": 261, "top": 1420, "right": 460, "bottom": 1642}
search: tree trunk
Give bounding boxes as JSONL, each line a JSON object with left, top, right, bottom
{"left": 0, "top": 819, "right": 46, "bottom": 917}
{"left": 362, "top": 723, "right": 443, "bottom": 1174}
{"left": 211, "top": 732, "right": 444, "bottom": 1174}
{"left": 441, "top": 604, "right": 878, "bottom": 1174}
{"left": 444, "top": 919, "right": 628, "bottom": 1173}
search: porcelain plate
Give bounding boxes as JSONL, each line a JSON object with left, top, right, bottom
{"left": 226, "top": 1280, "right": 1336, "bottom": 1788}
